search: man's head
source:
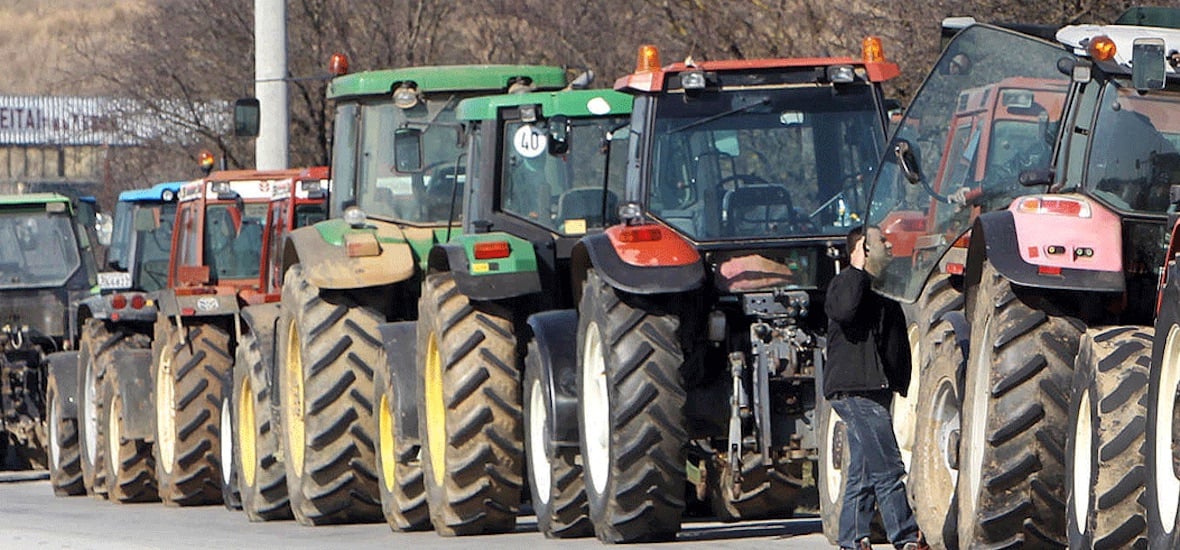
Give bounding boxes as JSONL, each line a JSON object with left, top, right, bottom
{"left": 846, "top": 224, "right": 892, "bottom": 277}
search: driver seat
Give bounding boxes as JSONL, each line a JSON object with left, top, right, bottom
{"left": 723, "top": 184, "right": 794, "bottom": 237}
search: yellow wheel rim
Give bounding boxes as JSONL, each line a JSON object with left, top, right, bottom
{"left": 424, "top": 332, "right": 446, "bottom": 486}
{"left": 284, "top": 319, "right": 306, "bottom": 474}
{"left": 239, "top": 377, "right": 257, "bottom": 488}
{"left": 108, "top": 394, "right": 120, "bottom": 479}
{"left": 156, "top": 341, "right": 176, "bottom": 474}
{"left": 379, "top": 393, "right": 397, "bottom": 492}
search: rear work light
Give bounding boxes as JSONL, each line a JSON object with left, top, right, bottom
{"left": 473, "top": 241, "right": 511, "bottom": 260}
{"left": 1016, "top": 196, "right": 1092, "bottom": 218}
{"left": 618, "top": 226, "right": 663, "bottom": 243}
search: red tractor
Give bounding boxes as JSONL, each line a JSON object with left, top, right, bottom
{"left": 538, "top": 42, "right": 900, "bottom": 543}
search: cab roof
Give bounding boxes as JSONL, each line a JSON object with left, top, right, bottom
{"left": 1058, "top": 24, "right": 1180, "bottom": 75}
{"left": 118, "top": 181, "right": 186, "bottom": 203}
{"left": 456, "top": 88, "right": 633, "bottom": 121}
{"left": 328, "top": 65, "right": 568, "bottom": 100}
{"left": 0, "top": 192, "right": 72, "bottom": 207}
{"left": 614, "top": 56, "right": 900, "bottom": 93}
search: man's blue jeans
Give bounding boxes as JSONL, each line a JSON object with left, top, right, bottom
{"left": 830, "top": 393, "right": 920, "bottom": 549}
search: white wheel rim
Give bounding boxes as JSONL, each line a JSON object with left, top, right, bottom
{"left": 1157, "top": 324, "right": 1180, "bottom": 533}
{"left": 529, "top": 378, "right": 552, "bottom": 504}
{"left": 962, "top": 318, "right": 991, "bottom": 522}
{"left": 108, "top": 395, "right": 120, "bottom": 478}
{"left": 824, "top": 407, "right": 844, "bottom": 504}
{"left": 582, "top": 322, "right": 610, "bottom": 495}
{"left": 48, "top": 393, "right": 61, "bottom": 470}
{"left": 1072, "top": 388, "right": 1093, "bottom": 527}
{"left": 83, "top": 358, "right": 98, "bottom": 466}
{"left": 220, "top": 396, "right": 233, "bottom": 486}
{"left": 891, "top": 323, "right": 922, "bottom": 473}
{"left": 157, "top": 346, "right": 176, "bottom": 474}
{"left": 933, "top": 379, "right": 960, "bottom": 499}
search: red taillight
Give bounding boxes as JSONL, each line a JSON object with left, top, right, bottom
{"left": 181, "top": 307, "right": 196, "bottom": 316}
{"left": 1038, "top": 265, "right": 1063, "bottom": 276}
{"left": 618, "top": 226, "right": 663, "bottom": 243}
{"left": 473, "top": 241, "right": 511, "bottom": 260}
{"left": 130, "top": 295, "right": 147, "bottom": 309}
{"left": 111, "top": 294, "right": 127, "bottom": 309}
{"left": 1016, "top": 196, "right": 1091, "bottom": 218}
{"left": 945, "top": 263, "right": 965, "bottom": 275}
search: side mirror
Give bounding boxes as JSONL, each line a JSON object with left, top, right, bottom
{"left": 233, "top": 98, "right": 260, "bottom": 138}
{"left": 548, "top": 116, "right": 570, "bottom": 155}
{"left": 96, "top": 212, "right": 113, "bottom": 247}
{"left": 1018, "top": 168, "right": 1054, "bottom": 187}
{"left": 894, "top": 140, "right": 922, "bottom": 184}
{"left": 394, "top": 128, "right": 424, "bottom": 172}
{"left": 1132, "top": 38, "right": 1167, "bottom": 91}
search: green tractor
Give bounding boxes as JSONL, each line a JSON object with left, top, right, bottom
{"left": 256, "top": 61, "right": 567, "bottom": 526}
{"left": 376, "top": 86, "right": 632, "bottom": 537}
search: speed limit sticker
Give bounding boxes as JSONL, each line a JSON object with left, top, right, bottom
{"left": 513, "top": 125, "right": 547, "bottom": 158}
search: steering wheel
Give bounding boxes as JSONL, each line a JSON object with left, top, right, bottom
{"left": 718, "top": 173, "right": 771, "bottom": 189}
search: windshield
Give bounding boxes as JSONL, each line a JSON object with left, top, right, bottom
{"left": 1087, "top": 82, "right": 1180, "bottom": 214}
{"left": 646, "top": 84, "right": 886, "bottom": 241}
{"left": 0, "top": 210, "right": 81, "bottom": 288}
{"left": 502, "top": 117, "right": 629, "bottom": 234}
{"left": 133, "top": 202, "right": 175, "bottom": 292}
{"left": 205, "top": 202, "right": 268, "bottom": 281}
{"left": 866, "top": 25, "right": 1070, "bottom": 301}
{"left": 339, "top": 97, "right": 464, "bottom": 225}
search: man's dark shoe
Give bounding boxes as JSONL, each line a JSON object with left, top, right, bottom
{"left": 859, "top": 537, "right": 873, "bottom": 549}
{"left": 900, "top": 531, "right": 930, "bottom": 550}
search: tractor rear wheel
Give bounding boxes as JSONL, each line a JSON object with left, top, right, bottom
{"left": 1149, "top": 278, "right": 1180, "bottom": 548}
{"left": 103, "top": 371, "right": 158, "bottom": 503}
{"left": 524, "top": 339, "right": 591, "bottom": 538}
{"left": 278, "top": 263, "right": 382, "bottom": 525}
{"left": 153, "top": 319, "right": 232, "bottom": 506}
{"left": 909, "top": 273, "right": 966, "bottom": 550}
{"left": 375, "top": 359, "right": 430, "bottom": 531}
{"left": 47, "top": 370, "right": 84, "bottom": 496}
{"left": 577, "top": 269, "right": 685, "bottom": 543}
{"left": 77, "top": 319, "right": 110, "bottom": 497}
{"left": 234, "top": 324, "right": 292, "bottom": 521}
{"left": 417, "top": 273, "right": 522, "bottom": 536}
{"left": 1067, "top": 326, "right": 1150, "bottom": 549}
{"left": 957, "top": 261, "right": 1080, "bottom": 547}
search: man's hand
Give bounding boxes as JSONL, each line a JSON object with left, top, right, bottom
{"left": 849, "top": 236, "right": 866, "bottom": 270}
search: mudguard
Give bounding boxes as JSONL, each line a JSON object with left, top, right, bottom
{"left": 155, "top": 290, "right": 241, "bottom": 319}
{"left": 429, "top": 237, "right": 542, "bottom": 301}
{"left": 377, "top": 321, "right": 419, "bottom": 442}
{"left": 968, "top": 211, "right": 1123, "bottom": 293}
{"left": 575, "top": 230, "right": 704, "bottom": 295}
{"left": 46, "top": 351, "right": 79, "bottom": 418}
{"left": 283, "top": 220, "right": 416, "bottom": 290}
{"left": 109, "top": 348, "right": 154, "bottom": 440}
{"left": 241, "top": 303, "right": 281, "bottom": 412}
{"left": 526, "top": 310, "right": 580, "bottom": 447}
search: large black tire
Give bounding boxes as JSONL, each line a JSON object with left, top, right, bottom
{"left": 77, "top": 319, "right": 110, "bottom": 497}
{"left": 234, "top": 324, "right": 292, "bottom": 521}
{"left": 707, "top": 450, "right": 801, "bottom": 522}
{"left": 577, "top": 269, "right": 685, "bottom": 543}
{"left": 909, "top": 273, "right": 966, "bottom": 550}
{"left": 524, "top": 338, "right": 591, "bottom": 538}
{"left": 1148, "top": 277, "right": 1180, "bottom": 549}
{"left": 152, "top": 319, "right": 232, "bottom": 506}
{"left": 1067, "top": 326, "right": 1150, "bottom": 549}
{"left": 277, "top": 263, "right": 382, "bottom": 525}
{"left": 102, "top": 370, "right": 158, "bottom": 503}
{"left": 374, "top": 355, "right": 430, "bottom": 531}
{"left": 46, "top": 370, "right": 84, "bottom": 496}
{"left": 957, "top": 261, "right": 1080, "bottom": 548}
{"left": 417, "top": 273, "right": 522, "bottom": 536}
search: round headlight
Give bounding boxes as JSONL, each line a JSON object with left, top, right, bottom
{"left": 618, "top": 201, "right": 643, "bottom": 223}
{"left": 343, "top": 205, "right": 368, "bottom": 227}
{"left": 161, "top": 189, "right": 175, "bottom": 202}
{"left": 393, "top": 85, "right": 419, "bottom": 109}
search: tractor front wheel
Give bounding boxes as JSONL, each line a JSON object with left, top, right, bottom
{"left": 46, "top": 370, "right": 84, "bottom": 496}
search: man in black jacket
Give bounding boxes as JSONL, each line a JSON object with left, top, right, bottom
{"left": 824, "top": 224, "right": 924, "bottom": 550}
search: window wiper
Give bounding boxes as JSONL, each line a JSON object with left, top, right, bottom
{"left": 668, "top": 97, "right": 770, "bottom": 134}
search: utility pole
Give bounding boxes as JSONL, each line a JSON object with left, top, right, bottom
{"left": 255, "top": 0, "right": 288, "bottom": 169}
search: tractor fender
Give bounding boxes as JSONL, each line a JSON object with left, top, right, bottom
{"left": 377, "top": 321, "right": 419, "bottom": 442}
{"left": 966, "top": 211, "right": 1123, "bottom": 293}
{"left": 525, "top": 310, "right": 580, "bottom": 447}
{"left": 46, "top": 351, "right": 79, "bottom": 418}
{"left": 428, "top": 239, "right": 542, "bottom": 301}
{"left": 241, "top": 302, "right": 281, "bottom": 412}
{"left": 109, "top": 348, "right": 155, "bottom": 441}
{"left": 282, "top": 221, "right": 415, "bottom": 290}
{"left": 573, "top": 229, "right": 704, "bottom": 295}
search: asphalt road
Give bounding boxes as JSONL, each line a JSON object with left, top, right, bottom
{"left": 0, "top": 467, "right": 887, "bottom": 550}
{"left": 0, "top": 472, "right": 874, "bottom": 550}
